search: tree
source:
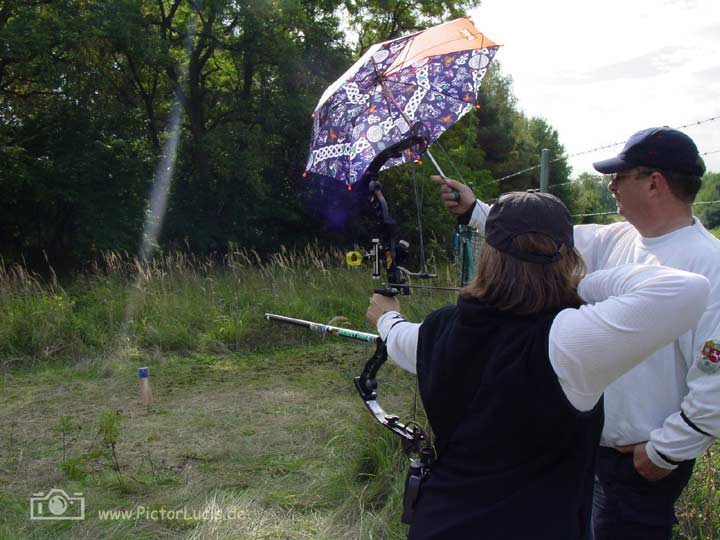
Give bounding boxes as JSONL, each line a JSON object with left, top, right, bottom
{"left": 0, "top": 0, "right": 575, "bottom": 272}
{"left": 473, "top": 64, "right": 571, "bottom": 194}
{"left": 343, "top": 0, "right": 473, "bottom": 53}
{"left": 0, "top": 0, "right": 154, "bottom": 270}
{"left": 567, "top": 173, "right": 617, "bottom": 224}
{"left": 695, "top": 172, "right": 720, "bottom": 230}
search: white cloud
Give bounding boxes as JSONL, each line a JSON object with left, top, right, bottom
{"left": 469, "top": 0, "right": 720, "bottom": 175}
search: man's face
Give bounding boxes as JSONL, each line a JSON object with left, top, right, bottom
{"left": 607, "top": 168, "right": 654, "bottom": 220}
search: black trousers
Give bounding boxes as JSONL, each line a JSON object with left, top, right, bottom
{"left": 591, "top": 446, "right": 695, "bottom": 540}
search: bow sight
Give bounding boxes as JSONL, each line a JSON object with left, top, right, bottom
{"left": 346, "top": 236, "right": 442, "bottom": 295}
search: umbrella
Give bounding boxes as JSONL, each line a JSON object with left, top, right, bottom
{"left": 304, "top": 17, "right": 500, "bottom": 187}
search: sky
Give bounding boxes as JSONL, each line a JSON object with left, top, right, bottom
{"left": 468, "top": 0, "right": 720, "bottom": 177}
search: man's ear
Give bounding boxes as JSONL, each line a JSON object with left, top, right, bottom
{"left": 647, "top": 171, "right": 666, "bottom": 197}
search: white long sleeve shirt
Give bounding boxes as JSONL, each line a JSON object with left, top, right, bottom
{"left": 466, "top": 202, "right": 720, "bottom": 469}
{"left": 378, "top": 263, "right": 708, "bottom": 466}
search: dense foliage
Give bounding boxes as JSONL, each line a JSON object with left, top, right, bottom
{"left": 1, "top": 0, "right": 573, "bottom": 273}
{"left": 695, "top": 172, "right": 720, "bottom": 229}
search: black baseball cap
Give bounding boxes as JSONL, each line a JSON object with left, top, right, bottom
{"left": 593, "top": 127, "right": 706, "bottom": 176}
{"left": 485, "top": 191, "right": 574, "bottom": 264}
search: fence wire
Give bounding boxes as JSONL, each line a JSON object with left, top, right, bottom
{"left": 460, "top": 119, "right": 720, "bottom": 277}
{"left": 571, "top": 199, "right": 720, "bottom": 218}
{"left": 494, "top": 116, "right": 720, "bottom": 184}
{"left": 547, "top": 148, "right": 720, "bottom": 193}
{"left": 453, "top": 199, "right": 720, "bottom": 287}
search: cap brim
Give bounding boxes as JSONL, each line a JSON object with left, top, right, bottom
{"left": 592, "top": 156, "right": 632, "bottom": 174}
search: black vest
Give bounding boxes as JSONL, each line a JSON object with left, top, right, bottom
{"left": 409, "top": 295, "right": 603, "bottom": 540}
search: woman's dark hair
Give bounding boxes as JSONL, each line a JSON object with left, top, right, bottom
{"left": 463, "top": 233, "right": 586, "bottom": 315}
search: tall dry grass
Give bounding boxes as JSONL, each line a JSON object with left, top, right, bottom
{"left": 0, "top": 245, "right": 451, "bottom": 368}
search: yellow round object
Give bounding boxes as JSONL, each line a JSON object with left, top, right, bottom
{"left": 346, "top": 251, "right": 363, "bottom": 266}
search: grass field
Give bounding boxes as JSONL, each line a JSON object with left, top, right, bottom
{"left": 0, "top": 248, "right": 718, "bottom": 539}
{"left": 0, "top": 341, "right": 421, "bottom": 539}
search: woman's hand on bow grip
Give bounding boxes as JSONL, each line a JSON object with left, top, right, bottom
{"left": 366, "top": 293, "right": 401, "bottom": 327}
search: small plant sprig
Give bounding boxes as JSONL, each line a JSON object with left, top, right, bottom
{"left": 56, "top": 415, "right": 80, "bottom": 462}
{"left": 56, "top": 415, "right": 89, "bottom": 481}
{"left": 98, "top": 411, "right": 124, "bottom": 488}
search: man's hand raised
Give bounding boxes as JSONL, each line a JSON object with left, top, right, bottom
{"left": 431, "top": 176, "right": 476, "bottom": 216}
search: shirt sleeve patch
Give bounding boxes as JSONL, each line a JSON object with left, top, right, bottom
{"left": 698, "top": 340, "right": 720, "bottom": 374}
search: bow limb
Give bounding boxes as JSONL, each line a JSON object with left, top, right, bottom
{"left": 354, "top": 339, "right": 426, "bottom": 452}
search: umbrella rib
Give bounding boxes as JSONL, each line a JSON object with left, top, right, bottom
{"left": 376, "top": 80, "right": 424, "bottom": 162}
{"left": 379, "top": 83, "right": 402, "bottom": 133}
{"left": 349, "top": 50, "right": 392, "bottom": 88}
{"left": 372, "top": 58, "right": 411, "bottom": 133}
{"left": 372, "top": 62, "right": 399, "bottom": 127}
{"left": 396, "top": 34, "right": 416, "bottom": 76}
{"left": 354, "top": 33, "right": 414, "bottom": 88}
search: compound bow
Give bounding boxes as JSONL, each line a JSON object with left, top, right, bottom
{"left": 266, "top": 124, "right": 443, "bottom": 523}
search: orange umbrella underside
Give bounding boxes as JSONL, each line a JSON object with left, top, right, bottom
{"left": 386, "top": 17, "right": 499, "bottom": 75}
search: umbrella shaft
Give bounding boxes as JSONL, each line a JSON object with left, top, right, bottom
{"left": 425, "top": 149, "right": 446, "bottom": 178}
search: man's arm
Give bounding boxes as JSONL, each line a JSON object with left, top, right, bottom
{"left": 430, "top": 176, "right": 491, "bottom": 230}
{"left": 431, "top": 175, "right": 611, "bottom": 269}
{"left": 430, "top": 176, "right": 476, "bottom": 216}
{"left": 644, "top": 293, "right": 720, "bottom": 473}
{"left": 549, "top": 264, "right": 709, "bottom": 412}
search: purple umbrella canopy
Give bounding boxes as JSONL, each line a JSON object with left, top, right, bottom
{"left": 304, "top": 17, "right": 500, "bottom": 187}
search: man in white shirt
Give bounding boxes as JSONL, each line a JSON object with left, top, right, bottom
{"left": 434, "top": 127, "right": 718, "bottom": 539}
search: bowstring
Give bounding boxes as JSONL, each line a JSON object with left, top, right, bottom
{"left": 412, "top": 163, "right": 428, "bottom": 274}
{"left": 413, "top": 376, "right": 420, "bottom": 434}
